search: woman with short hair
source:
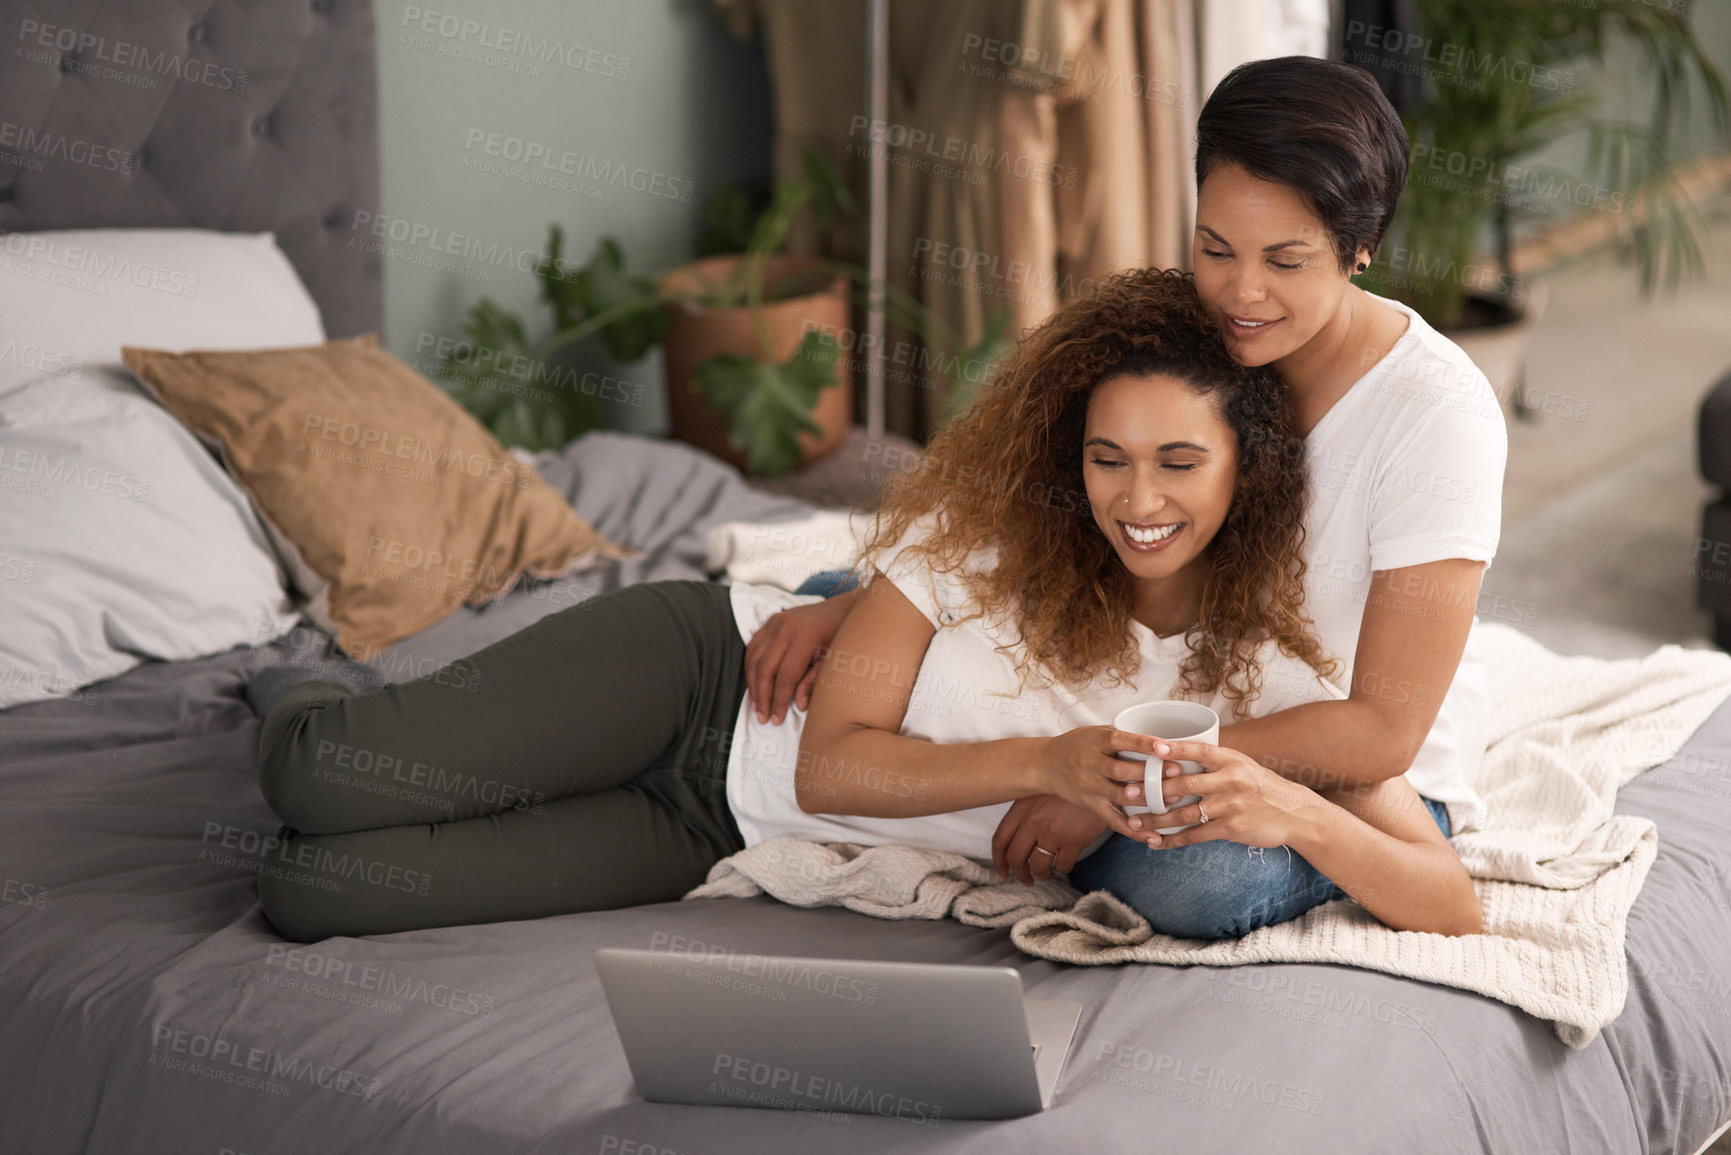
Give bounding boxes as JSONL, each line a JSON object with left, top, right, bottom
{"left": 749, "top": 57, "right": 1505, "bottom": 938}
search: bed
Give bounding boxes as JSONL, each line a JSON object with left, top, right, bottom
{"left": 1, "top": 2, "right": 1728, "bottom": 1152}
{"left": 0, "top": 429, "right": 1728, "bottom": 1153}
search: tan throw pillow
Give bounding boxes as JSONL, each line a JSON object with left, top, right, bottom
{"left": 123, "top": 335, "right": 629, "bottom": 658}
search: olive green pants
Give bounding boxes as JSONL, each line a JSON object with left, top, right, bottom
{"left": 256, "top": 581, "right": 748, "bottom": 942}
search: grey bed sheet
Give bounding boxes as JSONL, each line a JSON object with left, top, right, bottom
{"left": 1, "top": 435, "right": 1727, "bottom": 1154}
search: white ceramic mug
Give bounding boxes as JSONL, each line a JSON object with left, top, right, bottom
{"left": 1114, "top": 700, "right": 1220, "bottom": 835}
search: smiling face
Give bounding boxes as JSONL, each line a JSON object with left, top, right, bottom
{"left": 1191, "top": 163, "right": 1368, "bottom": 369}
{"left": 1083, "top": 371, "right": 1239, "bottom": 628}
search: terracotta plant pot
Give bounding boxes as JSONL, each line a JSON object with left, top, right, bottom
{"left": 659, "top": 254, "right": 853, "bottom": 475}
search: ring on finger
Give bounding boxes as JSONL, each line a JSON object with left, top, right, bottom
{"left": 1198, "top": 803, "right": 1210, "bottom": 825}
{"left": 1031, "top": 844, "right": 1056, "bottom": 857}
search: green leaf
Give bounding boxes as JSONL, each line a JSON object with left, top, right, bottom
{"left": 695, "top": 185, "right": 768, "bottom": 257}
{"left": 436, "top": 296, "right": 605, "bottom": 452}
{"left": 945, "top": 309, "right": 1015, "bottom": 416}
{"left": 570, "top": 238, "right": 667, "bottom": 362}
{"left": 694, "top": 330, "right": 839, "bottom": 477}
{"left": 436, "top": 298, "right": 530, "bottom": 423}
{"left": 535, "top": 223, "right": 585, "bottom": 332}
{"left": 465, "top": 296, "right": 530, "bottom": 354}
{"left": 801, "top": 146, "right": 856, "bottom": 232}
{"left": 495, "top": 397, "right": 538, "bottom": 452}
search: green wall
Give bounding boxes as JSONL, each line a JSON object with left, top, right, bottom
{"left": 373, "top": 0, "right": 772, "bottom": 435}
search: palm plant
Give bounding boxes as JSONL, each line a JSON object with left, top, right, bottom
{"left": 1363, "top": 0, "right": 1729, "bottom": 329}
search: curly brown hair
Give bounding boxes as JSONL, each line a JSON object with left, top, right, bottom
{"left": 859, "top": 267, "right": 1337, "bottom": 716}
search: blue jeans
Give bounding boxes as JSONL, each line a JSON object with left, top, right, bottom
{"left": 1068, "top": 798, "right": 1452, "bottom": 940}
{"left": 794, "top": 569, "right": 859, "bottom": 597}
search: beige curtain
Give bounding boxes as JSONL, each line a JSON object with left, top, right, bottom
{"left": 714, "top": 0, "right": 1200, "bottom": 439}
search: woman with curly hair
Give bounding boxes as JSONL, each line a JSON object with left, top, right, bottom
{"left": 746, "top": 57, "right": 1504, "bottom": 936}
{"left": 250, "top": 267, "right": 1480, "bottom": 943}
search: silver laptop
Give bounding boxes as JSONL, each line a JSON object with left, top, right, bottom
{"left": 594, "top": 947, "right": 1081, "bottom": 1121}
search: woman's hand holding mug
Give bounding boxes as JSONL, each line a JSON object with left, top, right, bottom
{"left": 1127, "top": 740, "right": 1325, "bottom": 850}
{"left": 1025, "top": 702, "right": 1321, "bottom": 876}
{"left": 1036, "top": 725, "right": 1164, "bottom": 841}
{"left": 1111, "top": 700, "right": 1220, "bottom": 835}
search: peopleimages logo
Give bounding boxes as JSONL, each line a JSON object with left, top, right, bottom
{"left": 0, "top": 874, "right": 47, "bottom": 911}
{"left": 199, "top": 821, "right": 431, "bottom": 897}
{"left": 1342, "top": 21, "right": 1573, "bottom": 94}
{"left": 264, "top": 945, "right": 496, "bottom": 1017}
{"left": 149, "top": 1023, "right": 381, "bottom": 1099}
{"left": 648, "top": 933, "right": 881, "bottom": 1006}
{"left": 415, "top": 333, "right": 646, "bottom": 408}
{"left": 846, "top": 115, "right": 1078, "bottom": 188}
{"left": 299, "top": 412, "right": 534, "bottom": 489}
{"left": 0, "top": 336, "right": 81, "bottom": 379}
{"left": 0, "top": 231, "right": 201, "bottom": 297}
{"left": 959, "top": 32, "right": 1192, "bottom": 108}
{"left": 0, "top": 118, "right": 134, "bottom": 174}
{"left": 1095, "top": 1041, "right": 1328, "bottom": 1115}
{"left": 14, "top": 19, "right": 249, "bottom": 92}
{"left": 399, "top": 7, "right": 631, "bottom": 79}
{"left": 312, "top": 737, "right": 541, "bottom": 813}
{"left": 0, "top": 445, "right": 149, "bottom": 502}
{"left": 710, "top": 1053, "right": 943, "bottom": 1126}
{"left": 461, "top": 129, "right": 694, "bottom": 202}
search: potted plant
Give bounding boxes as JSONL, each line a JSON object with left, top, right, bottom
{"left": 655, "top": 149, "right": 857, "bottom": 476}
{"left": 1360, "top": 0, "right": 1728, "bottom": 408}
{"left": 436, "top": 151, "right": 1011, "bottom": 477}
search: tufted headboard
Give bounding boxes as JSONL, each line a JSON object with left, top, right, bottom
{"left": 0, "top": 0, "right": 381, "bottom": 338}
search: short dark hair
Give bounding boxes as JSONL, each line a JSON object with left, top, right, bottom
{"left": 1195, "top": 56, "right": 1408, "bottom": 271}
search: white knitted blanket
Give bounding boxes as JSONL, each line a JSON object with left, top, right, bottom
{"left": 686, "top": 624, "right": 1731, "bottom": 1047}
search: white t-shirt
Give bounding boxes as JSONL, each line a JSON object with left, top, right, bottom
{"left": 723, "top": 526, "right": 1346, "bottom": 862}
{"left": 1301, "top": 294, "right": 1507, "bottom": 830}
